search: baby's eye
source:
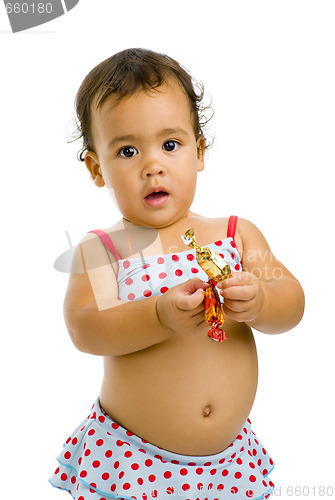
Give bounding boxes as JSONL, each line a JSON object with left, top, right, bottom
{"left": 119, "top": 146, "right": 138, "bottom": 158}
{"left": 163, "top": 140, "right": 180, "bottom": 152}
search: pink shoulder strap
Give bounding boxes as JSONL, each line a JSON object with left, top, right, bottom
{"left": 88, "top": 229, "right": 122, "bottom": 262}
{"left": 227, "top": 215, "right": 238, "bottom": 241}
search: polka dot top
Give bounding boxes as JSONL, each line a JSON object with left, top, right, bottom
{"left": 89, "top": 216, "right": 241, "bottom": 303}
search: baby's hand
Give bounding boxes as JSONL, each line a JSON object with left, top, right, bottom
{"left": 218, "top": 272, "right": 265, "bottom": 323}
{"left": 156, "top": 278, "right": 210, "bottom": 336}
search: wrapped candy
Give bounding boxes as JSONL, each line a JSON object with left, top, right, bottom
{"left": 181, "top": 228, "right": 231, "bottom": 342}
{"left": 204, "top": 286, "right": 227, "bottom": 342}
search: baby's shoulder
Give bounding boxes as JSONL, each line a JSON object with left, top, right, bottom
{"left": 71, "top": 220, "right": 125, "bottom": 273}
{"left": 201, "top": 216, "right": 266, "bottom": 260}
{"left": 235, "top": 217, "right": 268, "bottom": 241}
{"left": 234, "top": 218, "right": 274, "bottom": 260}
{"left": 70, "top": 229, "right": 116, "bottom": 274}
{"left": 204, "top": 216, "right": 258, "bottom": 233}
{"left": 86, "top": 220, "right": 160, "bottom": 261}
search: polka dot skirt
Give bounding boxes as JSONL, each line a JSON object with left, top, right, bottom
{"left": 49, "top": 399, "right": 274, "bottom": 500}
{"left": 117, "top": 238, "right": 242, "bottom": 303}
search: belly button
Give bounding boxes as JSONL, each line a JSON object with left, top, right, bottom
{"left": 203, "top": 405, "right": 212, "bottom": 417}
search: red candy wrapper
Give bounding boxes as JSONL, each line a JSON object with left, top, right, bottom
{"left": 204, "top": 281, "right": 228, "bottom": 342}
{"left": 181, "top": 228, "right": 231, "bottom": 342}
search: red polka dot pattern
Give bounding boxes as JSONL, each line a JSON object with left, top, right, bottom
{"left": 117, "top": 237, "right": 242, "bottom": 303}
{"left": 49, "top": 399, "right": 274, "bottom": 499}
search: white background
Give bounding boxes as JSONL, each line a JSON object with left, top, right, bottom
{"left": 1, "top": 0, "right": 334, "bottom": 498}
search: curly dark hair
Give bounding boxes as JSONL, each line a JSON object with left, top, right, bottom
{"left": 73, "top": 48, "right": 212, "bottom": 161}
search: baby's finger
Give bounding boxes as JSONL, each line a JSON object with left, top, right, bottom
{"left": 221, "top": 284, "right": 255, "bottom": 301}
{"left": 176, "top": 287, "right": 205, "bottom": 311}
{"left": 192, "top": 308, "right": 207, "bottom": 323}
{"left": 222, "top": 305, "right": 250, "bottom": 322}
{"left": 191, "top": 302, "right": 205, "bottom": 316}
{"left": 181, "top": 278, "right": 209, "bottom": 294}
{"left": 223, "top": 299, "right": 249, "bottom": 314}
{"left": 218, "top": 272, "right": 252, "bottom": 289}
{"left": 218, "top": 273, "right": 239, "bottom": 289}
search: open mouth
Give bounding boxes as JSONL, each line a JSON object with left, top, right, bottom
{"left": 144, "top": 189, "right": 169, "bottom": 207}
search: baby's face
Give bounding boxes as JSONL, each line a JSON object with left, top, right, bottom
{"left": 86, "top": 79, "right": 204, "bottom": 228}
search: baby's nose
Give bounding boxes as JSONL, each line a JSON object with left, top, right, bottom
{"left": 142, "top": 159, "right": 166, "bottom": 177}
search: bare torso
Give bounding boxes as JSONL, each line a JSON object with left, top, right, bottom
{"left": 99, "top": 214, "right": 258, "bottom": 456}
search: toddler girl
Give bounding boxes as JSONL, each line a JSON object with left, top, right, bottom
{"left": 49, "top": 48, "right": 304, "bottom": 500}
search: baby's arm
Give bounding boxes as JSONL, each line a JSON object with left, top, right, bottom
{"left": 218, "top": 219, "right": 305, "bottom": 334}
{"left": 64, "top": 233, "right": 208, "bottom": 356}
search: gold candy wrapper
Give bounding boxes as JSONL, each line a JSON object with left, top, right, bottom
{"left": 182, "top": 228, "right": 231, "bottom": 282}
{"left": 181, "top": 228, "right": 231, "bottom": 342}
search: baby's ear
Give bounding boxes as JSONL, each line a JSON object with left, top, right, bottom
{"left": 196, "top": 136, "right": 206, "bottom": 170}
{"left": 85, "top": 151, "right": 105, "bottom": 187}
